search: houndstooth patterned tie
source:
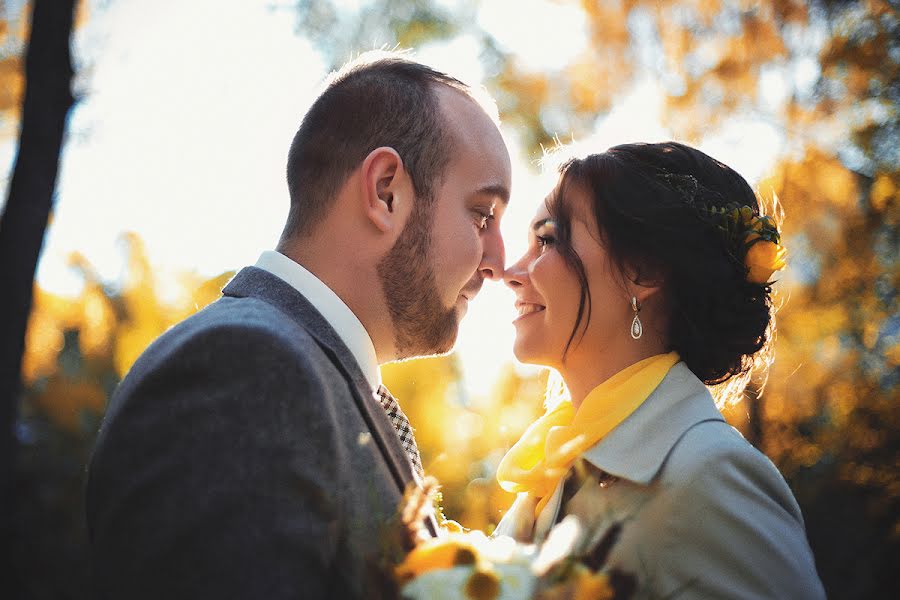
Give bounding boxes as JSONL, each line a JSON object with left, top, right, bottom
{"left": 375, "top": 384, "right": 425, "bottom": 481}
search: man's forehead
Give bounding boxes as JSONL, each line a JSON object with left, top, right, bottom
{"left": 432, "top": 84, "right": 512, "bottom": 200}
{"left": 436, "top": 86, "right": 506, "bottom": 153}
{"left": 432, "top": 82, "right": 500, "bottom": 127}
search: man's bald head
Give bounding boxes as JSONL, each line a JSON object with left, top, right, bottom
{"left": 282, "top": 51, "right": 496, "bottom": 241}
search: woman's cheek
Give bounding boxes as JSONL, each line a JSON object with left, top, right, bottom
{"left": 532, "top": 252, "right": 572, "bottom": 297}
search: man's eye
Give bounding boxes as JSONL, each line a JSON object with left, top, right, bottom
{"left": 475, "top": 211, "right": 493, "bottom": 230}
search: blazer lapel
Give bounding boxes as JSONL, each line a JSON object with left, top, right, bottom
{"left": 221, "top": 267, "right": 417, "bottom": 496}
{"left": 580, "top": 362, "right": 726, "bottom": 485}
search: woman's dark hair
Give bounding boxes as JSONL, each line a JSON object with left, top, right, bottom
{"left": 549, "top": 141, "right": 776, "bottom": 389}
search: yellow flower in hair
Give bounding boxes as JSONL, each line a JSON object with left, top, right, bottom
{"left": 745, "top": 239, "right": 787, "bottom": 284}
{"left": 741, "top": 214, "right": 787, "bottom": 284}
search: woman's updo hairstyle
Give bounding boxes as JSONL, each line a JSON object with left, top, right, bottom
{"left": 550, "top": 141, "right": 777, "bottom": 394}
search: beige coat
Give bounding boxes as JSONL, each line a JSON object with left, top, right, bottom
{"left": 495, "top": 363, "right": 825, "bottom": 599}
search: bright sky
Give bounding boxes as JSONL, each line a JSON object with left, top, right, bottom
{"left": 19, "top": 0, "right": 786, "bottom": 397}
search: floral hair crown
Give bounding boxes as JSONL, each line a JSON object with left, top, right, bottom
{"left": 702, "top": 204, "right": 787, "bottom": 285}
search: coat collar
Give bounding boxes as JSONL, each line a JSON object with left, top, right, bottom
{"left": 221, "top": 267, "right": 419, "bottom": 496}
{"left": 580, "top": 362, "right": 725, "bottom": 485}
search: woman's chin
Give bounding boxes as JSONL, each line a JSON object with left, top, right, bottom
{"left": 511, "top": 339, "right": 532, "bottom": 364}
{"left": 512, "top": 338, "right": 554, "bottom": 368}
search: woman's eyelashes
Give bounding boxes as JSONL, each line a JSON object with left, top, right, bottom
{"left": 534, "top": 221, "right": 558, "bottom": 252}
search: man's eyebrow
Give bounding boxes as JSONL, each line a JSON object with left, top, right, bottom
{"left": 475, "top": 184, "right": 510, "bottom": 205}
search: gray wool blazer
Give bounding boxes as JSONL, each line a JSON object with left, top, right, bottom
{"left": 86, "top": 266, "right": 428, "bottom": 599}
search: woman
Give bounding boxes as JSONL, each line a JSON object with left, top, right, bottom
{"left": 494, "top": 142, "right": 824, "bottom": 598}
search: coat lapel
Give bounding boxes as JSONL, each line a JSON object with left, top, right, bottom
{"left": 580, "top": 362, "right": 726, "bottom": 485}
{"left": 531, "top": 363, "right": 726, "bottom": 541}
{"left": 221, "top": 267, "right": 418, "bottom": 496}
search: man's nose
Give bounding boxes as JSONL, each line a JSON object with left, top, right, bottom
{"left": 478, "top": 228, "right": 505, "bottom": 281}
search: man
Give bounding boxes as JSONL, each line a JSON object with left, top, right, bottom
{"left": 86, "top": 52, "right": 511, "bottom": 599}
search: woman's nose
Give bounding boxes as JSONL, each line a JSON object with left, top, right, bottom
{"left": 503, "top": 254, "right": 528, "bottom": 289}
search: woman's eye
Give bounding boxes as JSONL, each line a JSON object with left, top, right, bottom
{"left": 536, "top": 235, "right": 556, "bottom": 252}
{"left": 475, "top": 211, "right": 492, "bottom": 230}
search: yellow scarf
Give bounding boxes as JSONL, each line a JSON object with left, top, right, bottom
{"left": 496, "top": 352, "right": 679, "bottom": 515}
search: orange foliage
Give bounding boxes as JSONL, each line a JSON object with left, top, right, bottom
{"left": 22, "top": 235, "right": 233, "bottom": 431}
{"left": 31, "top": 379, "right": 105, "bottom": 431}
{"left": 0, "top": 55, "right": 23, "bottom": 114}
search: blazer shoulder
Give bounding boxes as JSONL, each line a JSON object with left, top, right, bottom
{"left": 659, "top": 419, "right": 803, "bottom": 524}
{"left": 662, "top": 419, "right": 769, "bottom": 482}
{"left": 174, "top": 295, "right": 316, "bottom": 347}
{"left": 132, "top": 296, "right": 321, "bottom": 369}
{"left": 110, "top": 295, "right": 337, "bottom": 419}
{"left": 646, "top": 423, "right": 824, "bottom": 599}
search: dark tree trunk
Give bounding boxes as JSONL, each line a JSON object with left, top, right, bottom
{"left": 0, "top": 0, "right": 76, "bottom": 589}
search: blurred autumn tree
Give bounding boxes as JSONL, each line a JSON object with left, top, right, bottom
{"left": 11, "top": 0, "right": 898, "bottom": 598}
{"left": 1, "top": 0, "right": 80, "bottom": 596}
{"left": 0, "top": 2, "right": 32, "bottom": 592}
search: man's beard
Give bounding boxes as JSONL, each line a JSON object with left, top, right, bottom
{"left": 377, "top": 200, "right": 459, "bottom": 360}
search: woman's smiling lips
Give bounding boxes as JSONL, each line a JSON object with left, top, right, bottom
{"left": 514, "top": 299, "right": 546, "bottom": 322}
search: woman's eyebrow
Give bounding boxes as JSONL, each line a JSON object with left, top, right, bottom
{"left": 532, "top": 218, "right": 553, "bottom": 232}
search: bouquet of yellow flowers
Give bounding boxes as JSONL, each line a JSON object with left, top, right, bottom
{"left": 392, "top": 480, "right": 635, "bottom": 600}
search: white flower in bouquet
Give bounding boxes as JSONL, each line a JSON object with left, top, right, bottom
{"left": 391, "top": 478, "right": 628, "bottom": 600}
{"left": 397, "top": 531, "right": 537, "bottom": 600}
{"left": 396, "top": 516, "right": 620, "bottom": 600}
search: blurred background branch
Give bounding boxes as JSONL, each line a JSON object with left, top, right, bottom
{"left": 0, "top": 0, "right": 76, "bottom": 594}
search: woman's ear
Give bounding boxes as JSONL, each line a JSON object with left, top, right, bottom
{"left": 631, "top": 281, "right": 663, "bottom": 307}
{"left": 623, "top": 263, "right": 665, "bottom": 306}
{"left": 360, "top": 146, "right": 411, "bottom": 233}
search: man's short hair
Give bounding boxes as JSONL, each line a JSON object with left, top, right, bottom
{"left": 283, "top": 51, "right": 473, "bottom": 239}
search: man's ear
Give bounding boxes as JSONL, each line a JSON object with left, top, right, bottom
{"left": 360, "top": 146, "right": 409, "bottom": 233}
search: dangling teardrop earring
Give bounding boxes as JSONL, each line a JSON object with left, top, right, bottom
{"left": 630, "top": 296, "right": 643, "bottom": 340}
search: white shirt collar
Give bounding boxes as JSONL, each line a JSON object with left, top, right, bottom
{"left": 254, "top": 250, "right": 381, "bottom": 392}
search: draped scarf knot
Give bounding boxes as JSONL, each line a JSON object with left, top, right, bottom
{"left": 496, "top": 352, "right": 680, "bottom": 515}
